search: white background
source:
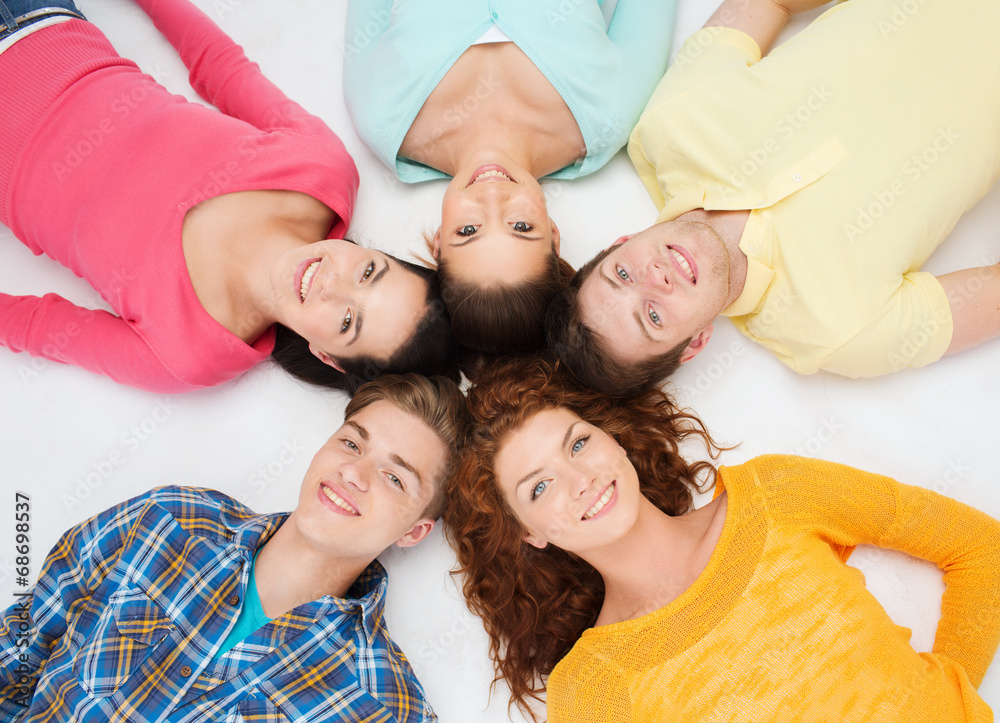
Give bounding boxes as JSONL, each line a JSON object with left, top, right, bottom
{"left": 1, "top": 1, "right": 998, "bottom": 720}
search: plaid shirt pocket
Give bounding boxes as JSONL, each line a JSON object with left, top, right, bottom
{"left": 73, "top": 588, "right": 175, "bottom": 697}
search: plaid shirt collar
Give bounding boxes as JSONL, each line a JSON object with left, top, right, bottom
{"left": 222, "top": 509, "right": 389, "bottom": 644}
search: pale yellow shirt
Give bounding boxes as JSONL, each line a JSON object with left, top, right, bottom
{"left": 628, "top": 0, "right": 1000, "bottom": 377}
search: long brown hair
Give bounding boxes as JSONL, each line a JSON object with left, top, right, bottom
{"left": 445, "top": 356, "right": 723, "bottom": 719}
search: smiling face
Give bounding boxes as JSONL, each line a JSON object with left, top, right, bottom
{"left": 271, "top": 239, "right": 429, "bottom": 369}
{"left": 494, "top": 407, "right": 642, "bottom": 555}
{"left": 292, "top": 400, "right": 447, "bottom": 561}
{"left": 436, "top": 160, "right": 560, "bottom": 286}
{"left": 577, "top": 221, "right": 732, "bottom": 367}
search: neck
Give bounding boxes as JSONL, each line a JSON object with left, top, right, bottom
{"left": 253, "top": 516, "right": 371, "bottom": 619}
{"left": 678, "top": 208, "right": 750, "bottom": 308}
{"left": 584, "top": 495, "right": 724, "bottom": 624}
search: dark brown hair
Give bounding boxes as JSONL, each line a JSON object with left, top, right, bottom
{"left": 347, "top": 373, "right": 470, "bottom": 519}
{"left": 438, "top": 247, "right": 574, "bottom": 355}
{"left": 272, "top": 253, "right": 459, "bottom": 395}
{"left": 546, "top": 247, "right": 690, "bottom": 396}
{"left": 445, "top": 356, "right": 722, "bottom": 719}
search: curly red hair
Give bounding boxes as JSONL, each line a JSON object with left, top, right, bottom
{"left": 445, "top": 356, "right": 724, "bottom": 720}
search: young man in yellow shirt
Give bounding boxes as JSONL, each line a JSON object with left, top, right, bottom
{"left": 548, "top": 0, "right": 1000, "bottom": 395}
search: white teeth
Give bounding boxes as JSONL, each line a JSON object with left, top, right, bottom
{"left": 299, "top": 261, "right": 320, "bottom": 301}
{"left": 670, "top": 248, "right": 695, "bottom": 283}
{"left": 474, "top": 169, "right": 512, "bottom": 182}
{"left": 322, "top": 485, "right": 359, "bottom": 515}
{"left": 583, "top": 483, "right": 615, "bottom": 520}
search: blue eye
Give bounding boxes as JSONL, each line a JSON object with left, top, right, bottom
{"left": 571, "top": 436, "right": 589, "bottom": 454}
{"left": 648, "top": 307, "right": 661, "bottom": 325}
{"left": 513, "top": 221, "right": 532, "bottom": 232}
{"left": 616, "top": 266, "right": 630, "bottom": 281}
{"left": 458, "top": 225, "right": 477, "bottom": 236}
{"left": 530, "top": 479, "right": 549, "bottom": 500}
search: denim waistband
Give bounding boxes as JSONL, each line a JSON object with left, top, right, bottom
{"left": 0, "top": 3, "right": 85, "bottom": 38}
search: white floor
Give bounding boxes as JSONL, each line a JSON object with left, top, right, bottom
{"left": 1, "top": 1, "right": 998, "bottom": 721}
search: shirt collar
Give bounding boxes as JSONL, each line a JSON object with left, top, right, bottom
{"left": 721, "top": 254, "right": 774, "bottom": 317}
{"left": 322, "top": 560, "right": 389, "bottom": 643}
{"left": 720, "top": 212, "right": 776, "bottom": 317}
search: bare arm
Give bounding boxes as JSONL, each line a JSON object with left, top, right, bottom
{"left": 938, "top": 263, "right": 1000, "bottom": 356}
{"left": 704, "top": 0, "right": 832, "bottom": 56}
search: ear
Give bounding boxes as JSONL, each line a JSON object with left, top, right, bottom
{"left": 431, "top": 228, "right": 441, "bottom": 260}
{"left": 308, "top": 342, "right": 345, "bottom": 373}
{"left": 679, "top": 323, "right": 714, "bottom": 364}
{"left": 609, "top": 233, "right": 637, "bottom": 249}
{"left": 523, "top": 531, "right": 548, "bottom": 550}
{"left": 395, "top": 518, "right": 436, "bottom": 548}
{"left": 549, "top": 218, "right": 561, "bottom": 254}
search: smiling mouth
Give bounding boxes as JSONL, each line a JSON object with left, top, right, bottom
{"left": 322, "top": 483, "right": 360, "bottom": 515}
{"left": 467, "top": 164, "right": 515, "bottom": 187}
{"left": 667, "top": 246, "right": 696, "bottom": 284}
{"left": 298, "top": 260, "right": 321, "bottom": 302}
{"left": 582, "top": 481, "right": 616, "bottom": 520}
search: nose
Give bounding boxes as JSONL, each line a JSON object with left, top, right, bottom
{"left": 339, "top": 460, "right": 370, "bottom": 493}
{"left": 643, "top": 259, "right": 672, "bottom": 293}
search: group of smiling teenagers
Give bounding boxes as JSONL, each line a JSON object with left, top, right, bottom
{"left": 1, "top": 0, "right": 999, "bottom": 721}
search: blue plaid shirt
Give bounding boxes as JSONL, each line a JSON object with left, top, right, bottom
{"left": 0, "top": 487, "right": 436, "bottom": 722}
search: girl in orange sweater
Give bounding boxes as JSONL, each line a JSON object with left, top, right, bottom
{"left": 447, "top": 356, "right": 1000, "bottom": 722}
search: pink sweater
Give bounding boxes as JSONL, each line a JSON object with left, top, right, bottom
{"left": 0, "top": 0, "right": 359, "bottom": 392}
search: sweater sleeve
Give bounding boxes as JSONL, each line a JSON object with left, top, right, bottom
{"left": 752, "top": 454, "right": 1000, "bottom": 688}
{"left": 0, "top": 292, "right": 200, "bottom": 393}
{"left": 605, "top": 0, "right": 679, "bottom": 84}
{"left": 130, "top": 0, "right": 336, "bottom": 138}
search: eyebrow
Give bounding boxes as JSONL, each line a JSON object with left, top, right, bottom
{"left": 514, "top": 422, "right": 579, "bottom": 491}
{"left": 344, "top": 420, "right": 369, "bottom": 441}
{"left": 450, "top": 231, "right": 545, "bottom": 248}
{"left": 633, "top": 309, "right": 656, "bottom": 343}
{"left": 602, "top": 265, "right": 655, "bottom": 343}
{"left": 346, "top": 262, "right": 389, "bottom": 347}
{"left": 391, "top": 453, "right": 424, "bottom": 494}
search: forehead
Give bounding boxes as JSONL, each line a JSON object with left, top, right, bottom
{"left": 495, "top": 407, "right": 582, "bottom": 487}
{"left": 357, "top": 262, "right": 428, "bottom": 360}
{"left": 579, "top": 254, "right": 641, "bottom": 352}
{"left": 441, "top": 236, "right": 552, "bottom": 285}
{"left": 340, "top": 400, "right": 447, "bottom": 486}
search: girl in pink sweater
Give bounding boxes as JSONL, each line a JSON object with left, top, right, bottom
{"left": 0, "top": 0, "right": 457, "bottom": 393}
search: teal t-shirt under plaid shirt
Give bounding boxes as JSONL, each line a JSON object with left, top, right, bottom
{"left": 0, "top": 486, "right": 436, "bottom": 722}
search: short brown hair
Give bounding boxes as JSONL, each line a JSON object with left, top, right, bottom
{"left": 346, "top": 374, "right": 469, "bottom": 519}
{"left": 546, "top": 247, "right": 690, "bottom": 396}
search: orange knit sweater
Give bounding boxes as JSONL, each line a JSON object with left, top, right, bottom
{"left": 547, "top": 455, "right": 1000, "bottom": 722}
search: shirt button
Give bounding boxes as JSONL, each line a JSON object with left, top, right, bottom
{"left": 180, "top": 666, "right": 192, "bottom": 677}
{"left": 792, "top": 172, "right": 802, "bottom": 182}
{"left": 229, "top": 595, "right": 240, "bottom": 606}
